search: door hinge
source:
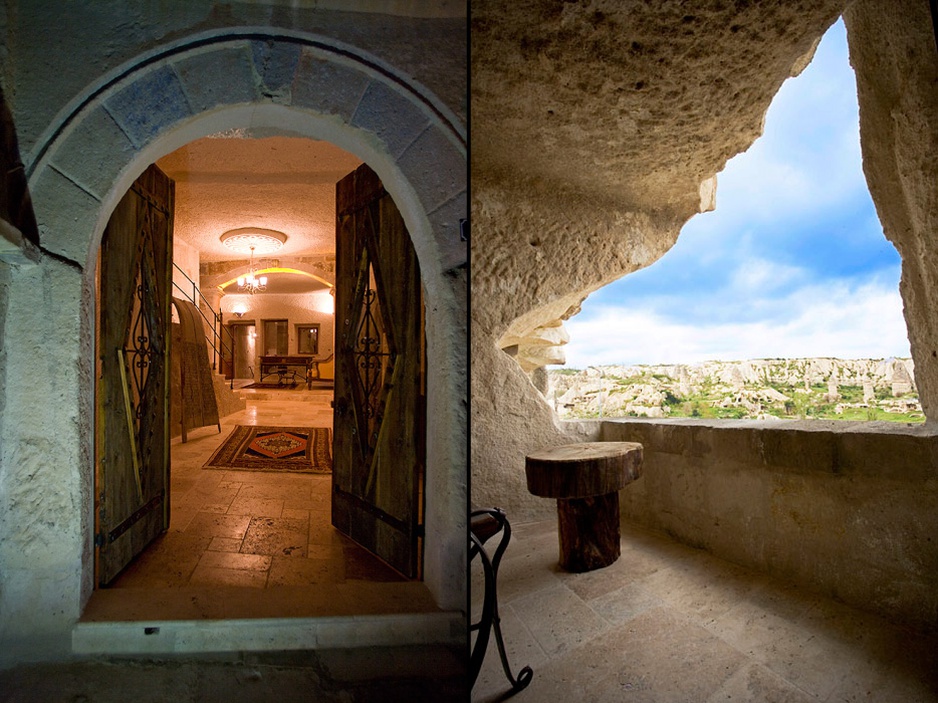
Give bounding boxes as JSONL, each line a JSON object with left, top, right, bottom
{"left": 94, "top": 532, "right": 107, "bottom": 548}
{"left": 415, "top": 523, "right": 425, "bottom": 538}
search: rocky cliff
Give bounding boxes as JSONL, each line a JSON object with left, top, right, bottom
{"left": 548, "top": 357, "right": 921, "bottom": 422}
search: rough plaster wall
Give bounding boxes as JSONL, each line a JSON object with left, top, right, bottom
{"left": 172, "top": 235, "right": 200, "bottom": 299}
{"left": 607, "top": 419, "right": 938, "bottom": 629}
{"left": 218, "top": 291, "right": 336, "bottom": 377}
{"left": 0, "top": 260, "right": 86, "bottom": 662}
{"left": 424, "top": 265, "right": 467, "bottom": 617}
{"left": 844, "top": 0, "right": 938, "bottom": 424}
{"left": 471, "top": 1, "right": 846, "bottom": 518}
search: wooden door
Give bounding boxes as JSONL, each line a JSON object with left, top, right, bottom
{"left": 332, "top": 164, "right": 425, "bottom": 579}
{"left": 95, "top": 164, "right": 174, "bottom": 585}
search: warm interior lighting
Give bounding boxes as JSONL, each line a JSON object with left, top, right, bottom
{"left": 237, "top": 246, "right": 268, "bottom": 294}
{"left": 230, "top": 301, "right": 248, "bottom": 317}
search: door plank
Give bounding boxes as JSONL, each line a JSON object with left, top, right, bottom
{"left": 96, "top": 164, "right": 174, "bottom": 585}
{"left": 332, "top": 164, "right": 425, "bottom": 578}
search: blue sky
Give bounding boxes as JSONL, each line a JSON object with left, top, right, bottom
{"left": 562, "top": 19, "right": 909, "bottom": 369}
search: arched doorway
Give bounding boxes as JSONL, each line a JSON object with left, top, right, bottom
{"left": 23, "top": 32, "right": 466, "bottom": 630}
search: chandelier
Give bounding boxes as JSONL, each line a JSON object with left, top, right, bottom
{"left": 237, "top": 246, "right": 268, "bottom": 294}
{"left": 219, "top": 228, "right": 286, "bottom": 295}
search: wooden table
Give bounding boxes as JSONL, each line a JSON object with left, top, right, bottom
{"left": 259, "top": 355, "right": 314, "bottom": 389}
{"left": 525, "top": 442, "right": 643, "bottom": 572}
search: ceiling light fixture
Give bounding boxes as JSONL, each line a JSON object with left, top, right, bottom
{"left": 220, "top": 227, "right": 287, "bottom": 255}
{"left": 237, "top": 246, "right": 268, "bottom": 294}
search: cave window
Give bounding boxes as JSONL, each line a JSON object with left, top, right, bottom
{"left": 550, "top": 19, "right": 919, "bottom": 424}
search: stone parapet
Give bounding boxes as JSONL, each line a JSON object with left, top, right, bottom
{"left": 601, "top": 418, "right": 938, "bottom": 630}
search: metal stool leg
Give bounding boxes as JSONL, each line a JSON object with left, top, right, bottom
{"left": 470, "top": 508, "right": 533, "bottom": 695}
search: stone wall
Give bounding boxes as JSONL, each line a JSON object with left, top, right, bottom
{"left": 597, "top": 419, "right": 938, "bottom": 630}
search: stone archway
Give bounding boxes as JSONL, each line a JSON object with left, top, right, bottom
{"left": 1, "top": 31, "right": 465, "bottom": 654}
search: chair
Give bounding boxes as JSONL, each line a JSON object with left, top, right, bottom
{"left": 309, "top": 353, "right": 334, "bottom": 382}
{"left": 470, "top": 507, "right": 533, "bottom": 695}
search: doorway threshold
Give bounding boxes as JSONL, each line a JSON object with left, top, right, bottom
{"left": 72, "top": 611, "right": 463, "bottom": 656}
{"left": 75, "top": 583, "right": 463, "bottom": 654}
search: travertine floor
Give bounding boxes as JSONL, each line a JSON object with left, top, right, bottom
{"left": 83, "top": 389, "right": 438, "bottom": 621}
{"left": 472, "top": 519, "right": 938, "bottom": 702}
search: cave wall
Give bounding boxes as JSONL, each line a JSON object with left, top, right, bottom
{"left": 844, "top": 0, "right": 938, "bottom": 424}
{"left": 471, "top": 0, "right": 848, "bottom": 519}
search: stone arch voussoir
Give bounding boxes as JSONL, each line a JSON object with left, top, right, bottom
{"left": 28, "top": 32, "right": 466, "bottom": 284}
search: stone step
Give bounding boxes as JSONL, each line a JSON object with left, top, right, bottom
{"left": 72, "top": 612, "right": 463, "bottom": 655}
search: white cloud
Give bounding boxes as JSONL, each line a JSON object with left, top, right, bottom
{"left": 562, "top": 280, "right": 909, "bottom": 368}
{"left": 729, "top": 257, "right": 805, "bottom": 293}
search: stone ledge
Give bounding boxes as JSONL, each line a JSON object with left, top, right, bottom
{"left": 599, "top": 417, "right": 938, "bottom": 482}
{"left": 594, "top": 417, "right": 938, "bottom": 629}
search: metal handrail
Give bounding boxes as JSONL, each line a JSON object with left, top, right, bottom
{"left": 172, "top": 263, "right": 235, "bottom": 389}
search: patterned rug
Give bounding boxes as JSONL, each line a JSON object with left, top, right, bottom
{"left": 203, "top": 425, "right": 332, "bottom": 474}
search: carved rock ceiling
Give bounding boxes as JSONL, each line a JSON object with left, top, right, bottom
{"left": 472, "top": 0, "right": 846, "bottom": 213}
{"left": 156, "top": 135, "right": 362, "bottom": 263}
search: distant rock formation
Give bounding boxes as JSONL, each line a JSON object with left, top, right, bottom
{"left": 547, "top": 357, "right": 921, "bottom": 422}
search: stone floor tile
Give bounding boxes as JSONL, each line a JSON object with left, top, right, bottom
{"left": 89, "top": 395, "right": 429, "bottom": 621}
{"left": 469, "top": 518, "right": 938, "bottom": 703}
{"left": 226, "top": 495, "right": 285, "bottom": 517}
{"left": 267, "top": 555, "right": 344, "bottom": 585}
{"left": 705, "top": 596, "right": 815, "bottom": 661}
{"left": 306, "top": 542, "right": 345, "bottom": 561}
{"left": 472, "top": 605, "right": 546, "bottom": 701}
{"left": 486, "top": 537, "right": 563, "bottom": 605}
{"left": 508, "top": 583, "right": 609, "bottom": 657}
{"left": 344, "top": 545, "right": 407, "bottom": 581}
{"left": 237, "top": 482, "right": 311, "bottom": 502}
{"left": 282, "top": 507, "right": 310, "bottom": 522}
{"left": 706, "top": 662, "right": 816, "bottom": 703}
{"left": 240, "top": 516, "right": 309, "bottom": 557}
{"left": 189, "top": 564, "right": 269, "bottom": 588}
{"left": 198, "top": 550, "right": 272, "bottom": 572}
{"left": 636, "top": 558, "right": 761, "bottom": 624}
{"left": 185, "top": 511, "right": 253, "bottom": 539}
{"left": 283, "top": 497, "right": 324, "bottom": 512}
{"left": 587, "top": 579, "right": 663, "bottom": 626}
{"left": 208, "top": 536, "right": 244, "bottom": 552}
{"left": 338, "top": 582, "right": 440, "bottom": 614}
{"left": 219, "top": 584, "right": 354, "bottom": 618}
{"left": 168, "top": 507, "right": 199, "bottom": 532}
{"left": 554, "top": 544, "right": 663, "bottom": 601}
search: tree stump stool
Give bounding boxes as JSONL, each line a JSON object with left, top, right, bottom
{"left": 525, "top": 442, "right": 643, "bottom": 572}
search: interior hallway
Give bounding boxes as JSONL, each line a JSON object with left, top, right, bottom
{"left": 472, "top": 519, "right": 938, "bottom": 702}
{"left": 83, "top": 389, "right": 439, "bottom": 622}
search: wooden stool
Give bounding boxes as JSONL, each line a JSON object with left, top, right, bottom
{"left": 525, "top": 442, "right": 643, "bottom": 572}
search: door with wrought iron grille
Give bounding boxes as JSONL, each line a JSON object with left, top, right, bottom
{"left": 95, "top": 164, "right": 174, "bottom": 585}
{"left": 332, "top": 163, "right": 425, "bottom": 579}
